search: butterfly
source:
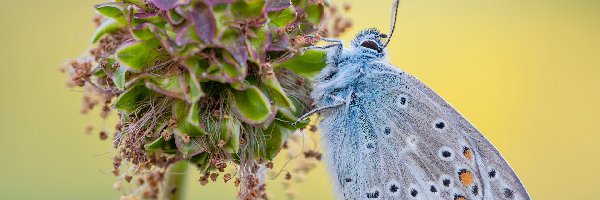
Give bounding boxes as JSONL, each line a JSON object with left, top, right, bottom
{"left": 295, "top": 0, "right": 530, "bottom": 199}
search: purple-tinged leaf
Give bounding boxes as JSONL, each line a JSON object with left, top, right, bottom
{"left": 220, "top": 29, "right": 248, "bottom": 68}
{"left": 167, "top": 9, "right": 185, "bottom": 25}
{"left": 221, "top": 50, "right": 247, "bottom": 82}
{"left": 149, "top": 0, "right": 188, "bottom": 10}
{"left": 189, "top": 2, "right": 216, "bottom": 44}
{"left": 247, "top": 26, "right": 271, "bottom": 61}
{"left": 176, "top": 24, "right": 191, "bottom": 46}
{"left": 266, "top": 0, "right": 291, "bottom": 12}
{"left": 267, "top": 30, "right": 291, "bottom": 51}
{"left": 204, "top": 0, "right": 235, "bottom": 6}
{"left": 134, "top": 12, "right": 159, "bottom": 19}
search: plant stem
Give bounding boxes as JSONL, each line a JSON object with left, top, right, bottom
{"left": 162, "top": 161, "right": 188, "bottom": 200}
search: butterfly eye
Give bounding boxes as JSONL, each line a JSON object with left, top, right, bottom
{"left": 360, "top": 40, "right": 380, "bottom": 52}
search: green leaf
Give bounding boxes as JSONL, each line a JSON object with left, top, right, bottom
{"left": 131, "top": 24, "right": 155, "bottom": 41}
{"left": 144, "top": 75, "right": 185, "bottom": 99}
{"left": 134, "top": 13, "right": 166, "bottom": 26}
{"left": 187, "top": 102, "right": 200, "bottom": 127}
{"left": 168, "top": 9, "right": 185, "bottom": 25}
{"left": 116, "top": 38, "right": 165, "bottom": 72}
{"left": 95, "top": 2, "right": 127, "bottom": 20}
{"left": 145, "top": 137, "right": 166, "bottom": 151}
{"left": 183, "top": 57, "right": 209, "bottom": 79}
{"left": 275, "top": 49, "right": 326, "bottom": 79}
{"left": 305, "top": 3, "right": 324, "bottom": 25}
{"left": 248, "top": 26, "right": 269, "bottom": 60}
{"left": 291, "top": 0, "right": 306, "bottom": 8}
{"left": 222, "top": 118, "right": 241, "bottom": 153}
{"left": 123, "top": 0, "right": 145, "bottom": 7}
{"left": 204, "top": 115, "right": 217, "bottom": 131}
{"left": 189, "top": 152, "right": 210, "bottom": 172}
{"left": 262, "top": 76, "right": 295, "bottom": 111}
{"left": 174, "top": 134, "right": 206, "bottom": 158}
{"left": 220, "top": 28, "right": 248, "bottom": 66}
{"left": 231, "top": 0, "right": 266, "bottom": 19}
{"left": 113, "top": 64, "right": 127, "bottom": 90}
{"left": 172, "top": 100, "right": 207, "bottom": 136}
{"left": 91, "top": 18, "right": 126, "bottom": 43}
{"left": 268, "top": 5, "right": 296, "bottom": 27}
{"left": 263, "top": 121, "right": 294, "bottom": 160}
{"left": 221, "top": 51, "right": 244, "bottom": 81}
{"left": 113, "top": 84, "right": 152, "bottom": 113}
{"left": 184, "top": 71, "right": 203, "bottom": 103}
{"left": 144, "top": 121, "right": 170, "bottom": 152}
{"left": 232, "top": 86, "right": 273, "bottom": 125}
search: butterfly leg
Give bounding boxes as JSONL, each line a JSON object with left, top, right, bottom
{"left": 321, "top": 38, "right": 343, "bottom": 43}
{"left": 301, "top": 43, "right": 342, "bottom": 53}
{"left": 291, "top": 100, "right": 345, "bottom": 126}
{"left": 302, "top": 35, "right": 343, "bottom": 44}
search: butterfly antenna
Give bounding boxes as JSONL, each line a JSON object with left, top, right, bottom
{"left": 384, "top": 0, "right": 400, "bottom": 48}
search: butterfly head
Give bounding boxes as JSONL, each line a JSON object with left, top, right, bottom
{"left": 351, "top": 28, "right": 388, "bottom": 58}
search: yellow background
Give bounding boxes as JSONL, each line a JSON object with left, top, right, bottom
{"left": 0, "top": 0, "right": 598, "bottom": 199}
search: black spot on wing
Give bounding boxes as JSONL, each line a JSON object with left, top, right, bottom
{"left": 489, "top": 169, "right": 497, "bottom": 178}
{"left": 442, "top": 151, "right": 452, "bottom": 158}
{"left": 439, "top": 147, "right": 455, "bottom": 161}
{"left": 366, "top": 190, "right": 379, "bottom": 198}
{"left": 410, "top": 189, "right": 418, "bottom": 197}
{"left": 399, "top": 97, "right": 406, "bottom": 105}
{"left": 433, "top": 119, "right": 448, "bottom": 132}
{"left": 472, "top": 185, "right": 479, "bottom": 195}
{"left": 443, "top": 179, "right": 451, "bottom": 187}
{"left": 397, "top": 94, "right": 408, "bottom": 108}
{"left": 503, "top": 188, "right": 514, "bottom": 199}
{"left": 384, "top": 127, "right": 391, "bottom": 135}
{"left": 435, "top": 122, "right": 446, "bottom": 129}
{"left": 430, "top": 185, "right": 437, "bottom": 193}
{"left": 390, "top": 184, "right": 399, "bottom": 193}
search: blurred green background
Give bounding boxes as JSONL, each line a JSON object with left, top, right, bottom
{"left": 1, "top": 0, "right": 599, "bottom": 199}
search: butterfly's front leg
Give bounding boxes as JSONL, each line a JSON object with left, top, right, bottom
{"left": 292, "top": 101, "right": 344, "bottom": 125}
{"left": 292, "top": 93, "right": 346, "bottom": 126}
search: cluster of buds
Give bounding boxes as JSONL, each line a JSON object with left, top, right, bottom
{"left": 62, "top": 0, "right": 351, "bottom": 199}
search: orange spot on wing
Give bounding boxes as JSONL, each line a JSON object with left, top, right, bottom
{"left": 464, "top": 148, "right": 473, "bottom": 161}
{"left": 458, "top": 170, "right": 474, "bottom": 186}
{"left": 455, "top": 197, "right": 467, "bottom": 200}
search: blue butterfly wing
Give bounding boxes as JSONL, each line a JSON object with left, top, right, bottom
{"left": 316, "top": 62, "right": 529, "bottom": 199}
